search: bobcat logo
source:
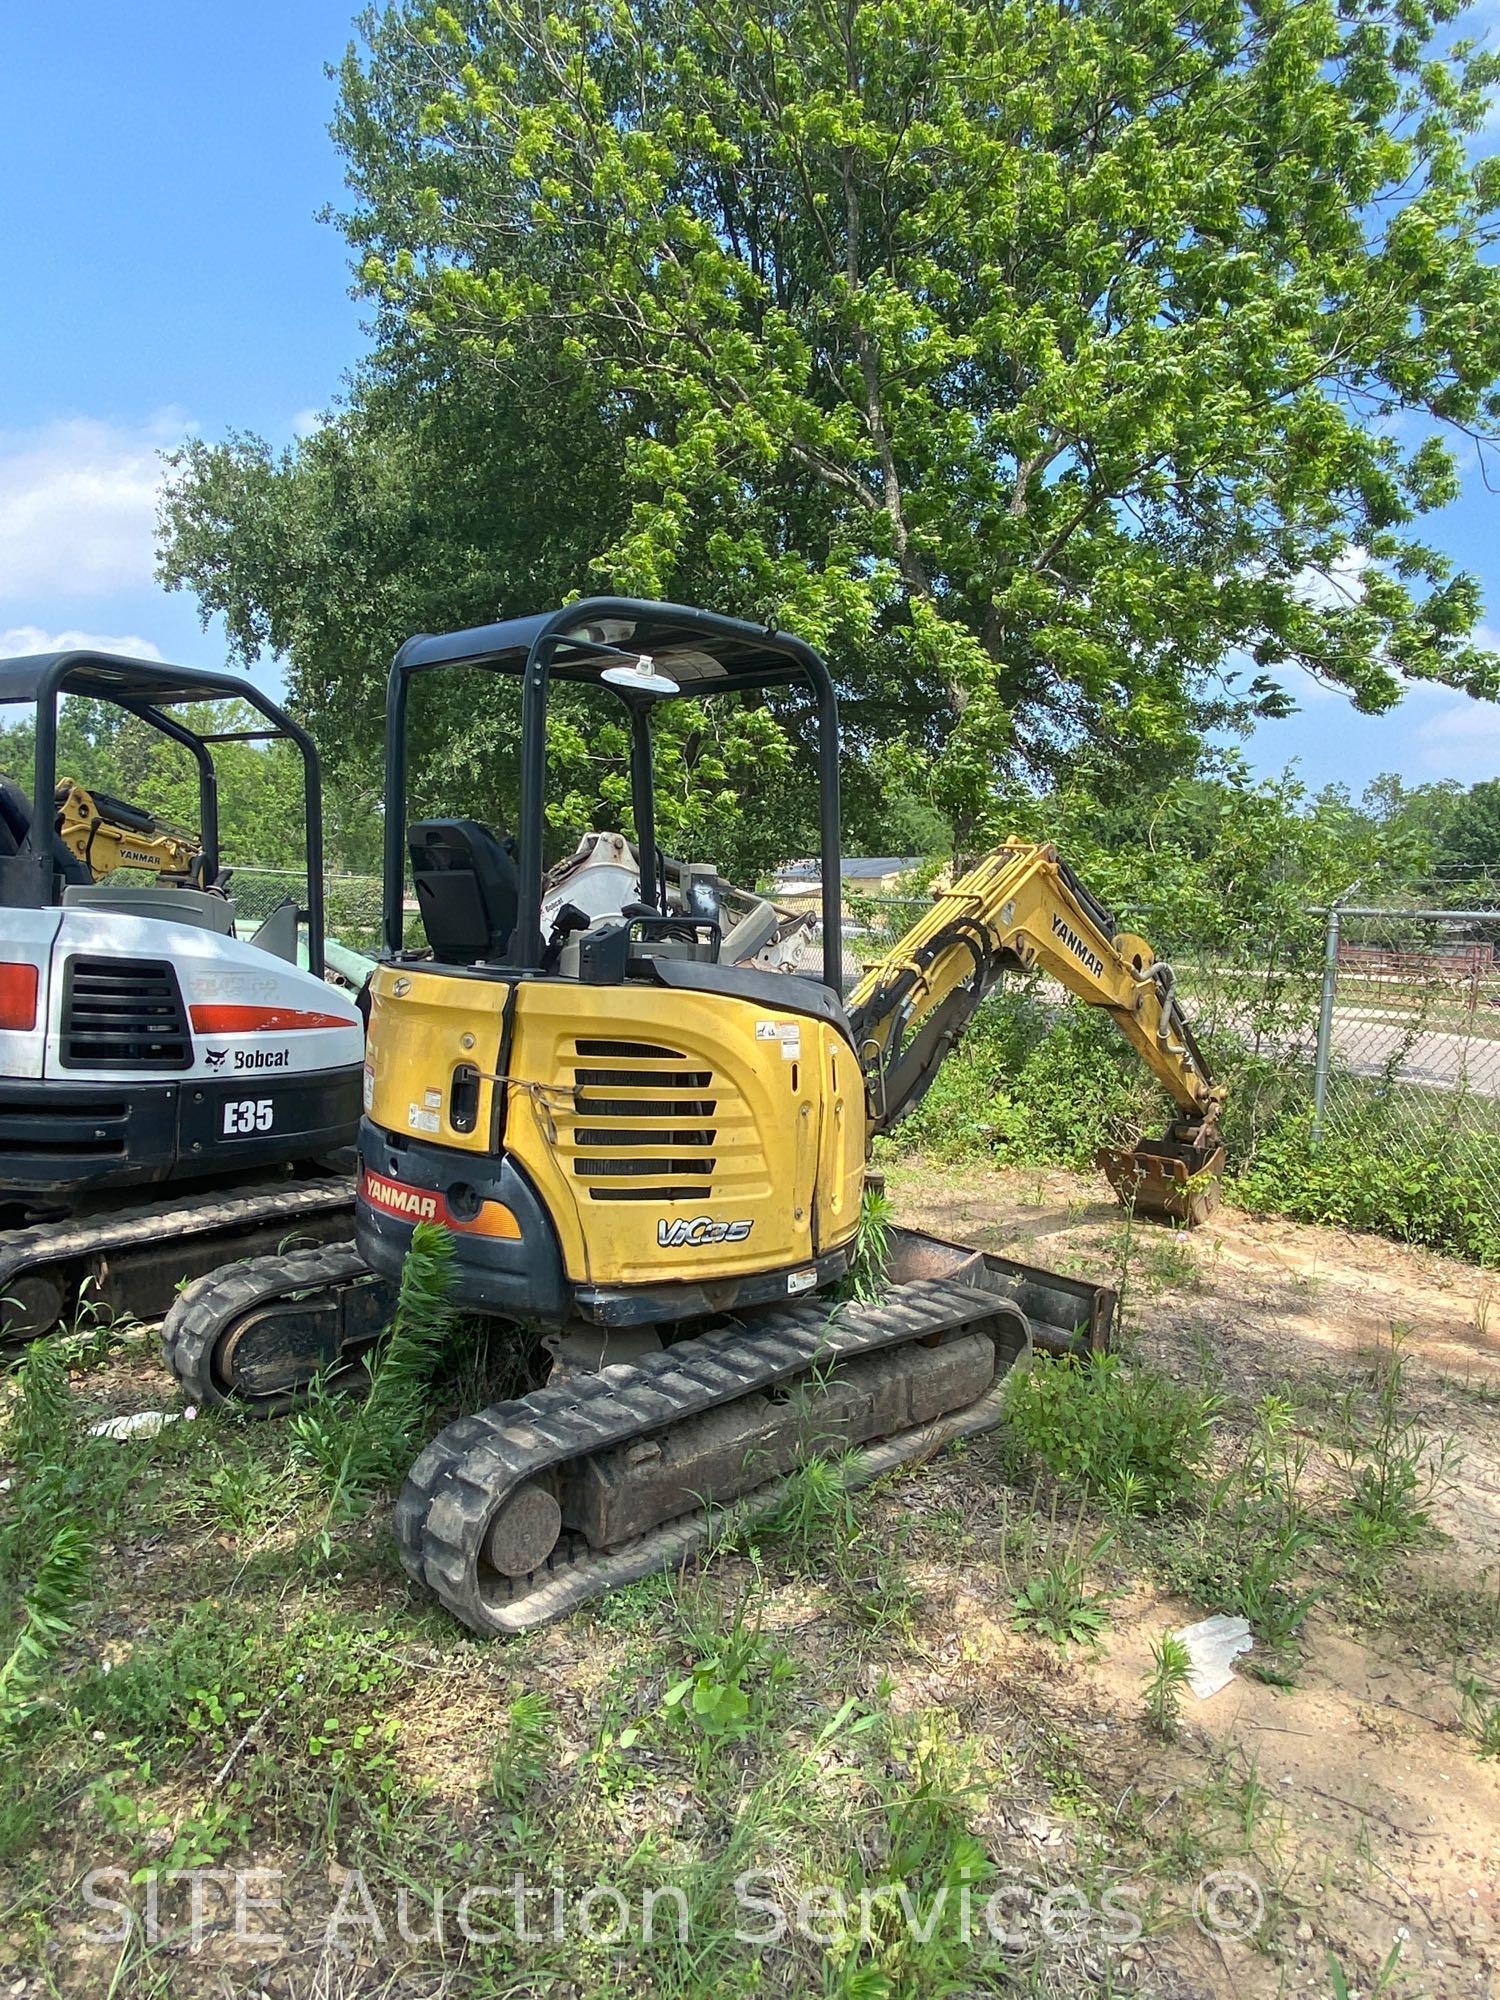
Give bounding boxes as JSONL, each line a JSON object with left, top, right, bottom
{"left": 204, "top": 1048, "right": 229, "bottom": 1071}
{"left": 657, "top": 1216, "right": 753, "bottom": 1249}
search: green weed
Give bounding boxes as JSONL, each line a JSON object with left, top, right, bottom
{"left": 1330, "top": 1334, "right": 1454, "bottom": 1557}
{"left": 1142, "top": 1631, "right": 1193, "bottom": 1738}
{"left": 491, "top": 1690, "right": 559, "bottom": 1810}
{"left": 1458, "top": 1675, "right": 1500, "bottom": 1758}
{"left": 291, "top": 1219, "right": 456, "bottom": 1520}
{"left": 1006, "top": 1521, "right": 1114, "bottom": 1651}
{"left": 847, "top": 1182, "right": 893, "bottom": 1302}
{"left": 1002, "top": 1351, "right": 1219, "bottom": 1514}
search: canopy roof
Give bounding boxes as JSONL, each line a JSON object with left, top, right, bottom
{"left": 393, "top": 597, "right": 824, "bottom": 693}
{"left": 0, "top": 651, "right": 282, "bottom": 713}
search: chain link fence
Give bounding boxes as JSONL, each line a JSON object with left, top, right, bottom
{"left": 836, "top": 888, "right": 1500, "bottom": 1256}
{"left": 1308, "top": 906, "right": 1500, "bottom": 1231}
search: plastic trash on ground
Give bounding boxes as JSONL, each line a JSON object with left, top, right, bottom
{"left": 88, "top": 1407, "right": 197, "bottom": 1441}
{"left": 1174, "top": 1612, "right": 1253, "bottom": 1698}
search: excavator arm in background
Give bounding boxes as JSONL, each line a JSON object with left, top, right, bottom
{"left": 848, "top": 842, "right": 1227, "bottom": 1224}
{"left": 53, "top": 777, "right": 206, "bottom": 883}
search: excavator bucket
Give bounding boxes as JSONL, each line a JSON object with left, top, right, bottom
{"left": 1097, "top": 1124, "right": 1226, "bottom": 1227}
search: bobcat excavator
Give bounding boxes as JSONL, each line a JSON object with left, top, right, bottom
{"left": 0, "top": 650, "right": 365, "bottom": 1339}
{"left": 163, "top": 600, "right": 1224, "bottom": 1635}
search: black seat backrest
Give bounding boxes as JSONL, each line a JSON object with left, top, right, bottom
{"left": 0, "top": 778, "right": 28, "bottom": 858}
{"left": 408, "top": 819, "right": 519, "bottom": 964}
{"left": 0, "top": 775, "right": 90, "bottom": 885}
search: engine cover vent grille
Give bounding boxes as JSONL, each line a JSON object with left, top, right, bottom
{"left": 566, "top": 1037, "right": 722, "bottom": 1203}
{"left": 60, "top": 956, "right": 192, "bottom": 1071}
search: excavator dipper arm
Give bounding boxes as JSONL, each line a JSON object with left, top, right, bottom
{"left": 847, "top": 842, "right": 1227, "bottom": 1223}
{"left": 53, "top": 778, "right": 204, "bottom": 882}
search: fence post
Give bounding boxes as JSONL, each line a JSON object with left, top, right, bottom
{"left": 1312, "top": 904, "right": 1341, "bottom": 1142}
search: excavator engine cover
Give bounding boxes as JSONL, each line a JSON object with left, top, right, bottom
{"left": 1097, "top": 1123, "right": 1225, "bottom": 1227}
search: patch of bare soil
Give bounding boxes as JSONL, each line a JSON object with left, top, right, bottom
{"left": 883, "top": 1158, "right": 1500, "bottom": 1998}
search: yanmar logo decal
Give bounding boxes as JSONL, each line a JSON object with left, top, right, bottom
{"left": 657, "top": 1216, "right": 753, "bottom": 1249}
{"left": 360, "top": 1171, "right": 522, "bottom": 1242}
{"left": 364, "top": 1171, "right": 442, "bottom": 1224}
{"left": 1050, "top": 912, "right": 1105, "bottom": 980}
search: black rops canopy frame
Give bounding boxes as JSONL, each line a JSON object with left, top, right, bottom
{"left": 0, "top": 652, "right": 329, "bottom": 978}
{"left": 386, "top": 597, "right": 844, "bottom": 992}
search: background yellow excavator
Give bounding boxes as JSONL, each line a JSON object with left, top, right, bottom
{"left": 51, "top": 776, "right": 208, "bottom": 885}
{"left": 164, "top": 598, "right": 1224, "bottom": 1636}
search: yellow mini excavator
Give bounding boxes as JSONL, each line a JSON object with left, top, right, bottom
{"left": 52, "top": 777, "right": 206, "bottom": 884}
{"left": 164, "top": 599, "right": 1224, "bottom": 1635}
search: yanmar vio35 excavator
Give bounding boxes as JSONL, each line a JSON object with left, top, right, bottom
{"left": 0, "top": 652, "right": 365, "bottom": 1339}
{"left": 164, "top": 601, "right": 1223, "bottom": 1634}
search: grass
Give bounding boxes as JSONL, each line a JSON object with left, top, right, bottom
{"left": 2, "top": 1190, "right": 1495, "bottom": 1997}
{"left": 1142, "top": 1632, "right": 1193, "bottom": 1739}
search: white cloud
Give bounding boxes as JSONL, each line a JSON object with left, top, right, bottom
{"left": 0, "top": 412, "right": 191, "bottom": 601}
{"left": 291, "top": 407, "right": 326, "bottom": 438}
{"left": 1414, "top": 637, "right": 1500, "bottom": 777}
{"left": 0, "top": 624, "right": 164, "bottom": 663}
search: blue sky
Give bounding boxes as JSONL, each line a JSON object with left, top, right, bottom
{"left": 2, "top": 0, "right": 1498, "bottom": 802}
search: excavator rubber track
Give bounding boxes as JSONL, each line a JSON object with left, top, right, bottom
{"left": 157, "top": 1224, "right": 1112, "bottom": 1635}
{"left": 395, "top": 1277, "right": 1033, "bottom": 1636}
{"left": 162, "top": 1239, "right": 391, "bottom": 1414}
{"left": 0, "top": 1179, "right": 355, "bottom": 1343}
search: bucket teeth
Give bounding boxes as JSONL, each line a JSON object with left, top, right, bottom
{"left": 1097, "top": 1123, "right": 1225, "bottom": 1228}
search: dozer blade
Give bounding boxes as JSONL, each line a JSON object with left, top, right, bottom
{"left": 1097, "top": 1124, "right": 1225, "bottom": 1227}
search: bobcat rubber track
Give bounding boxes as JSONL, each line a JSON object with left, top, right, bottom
{"left": 0, "top": 1179, "right": 355, "bottom": 1342}
{"left": 395, "top": 1277, "right": 1031, "bottom": 1637}
{"left": 161, "top": 1240, "right": 379, "bottom": 1413}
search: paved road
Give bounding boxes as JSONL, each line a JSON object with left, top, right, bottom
{"left": 1327, "top": 1008, "right": 1500, "bottom": 1102}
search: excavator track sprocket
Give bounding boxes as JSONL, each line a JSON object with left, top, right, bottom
{"left": 162, "top": 1241, "right": 395, "bottom": 1415}
{"left": 395, "top": 1277, "right": 1031, "bottom": 1637}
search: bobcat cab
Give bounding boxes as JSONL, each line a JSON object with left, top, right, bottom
{"left": 0, "top": 650, "right": 363, "bottom": 1337}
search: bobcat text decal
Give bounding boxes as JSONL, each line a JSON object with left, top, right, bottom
{"left": 657, "top": 1216, "right": 754, "bottom": 1249}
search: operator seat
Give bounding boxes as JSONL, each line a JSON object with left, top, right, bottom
{"left": 0, "top": 776, "right": 91, "bottom": 887}
{"left": 409, "top": 818, "right": 519, "bottom": 964}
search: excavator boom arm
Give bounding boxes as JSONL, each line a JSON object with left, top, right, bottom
{"left": 847, "top": 842, "right": 1225, "bottom": 1220}
{"left": 54, "top": 778, "right": 202, "bottom": 881}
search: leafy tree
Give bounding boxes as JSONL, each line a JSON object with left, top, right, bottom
{"left": 161, "top": 0, "right": 1500, "bottom": 850}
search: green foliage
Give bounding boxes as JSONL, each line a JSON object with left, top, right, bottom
{"left": 291, "top": 1220, "right": 457, "bottom": 1517}
{"left": 1002, "top": 1353, "right": 1220, "bottom": 1514}
{"left": 1458, "top": 1675, "right": 1500, "bottom": 1759}
{"left": 663, "top": 1586, "right": 795, "bottom": 1760}
{"left": 0, "top": 1343, "right": 93, "bottom": 1732}
{"left": 1238, "top": 1105, "right": 1500, "bottom": 1266}
{"left": 847, "top": 1182, "right": 893, "bottom": 1303}
{"left": 901, "top": 992, "right": 1160, "bottom": 1169}
{"left": 161, "top": 0, "right": 1500, "bottom": 845}
{"left": 1142, "top": 1632, "right": 1193, "bottom": 1739}
{"left": 1330, "top": 1335, "right": 1455, "bottom": 1559}
{"left": 1009, "top": 1533, "right": 1114, "bottom": 1652}
{"left": 490, "top": 1690, "right": 559, "bottom": 1809}
{"left": 1145, "top": 1394, "right": 1318, "bottom": 1661}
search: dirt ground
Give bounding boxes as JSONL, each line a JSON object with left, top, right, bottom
{"left": 884, "top": 1160, "right": 1500, "bottom": 1999}
{"left": 5, "top": 1160, "right": 1500, "bottom": 1999}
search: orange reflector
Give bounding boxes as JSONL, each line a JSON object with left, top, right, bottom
{"left": 189, "top": 1003, "right": 351, "bottom": 1034}
{"left": 0, "top": 963, "right": 39, "bottom": 1032}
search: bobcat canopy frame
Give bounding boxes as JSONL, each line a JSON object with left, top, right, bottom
{"left": 0, "top": 650, "right": 330, "bottom": 977}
